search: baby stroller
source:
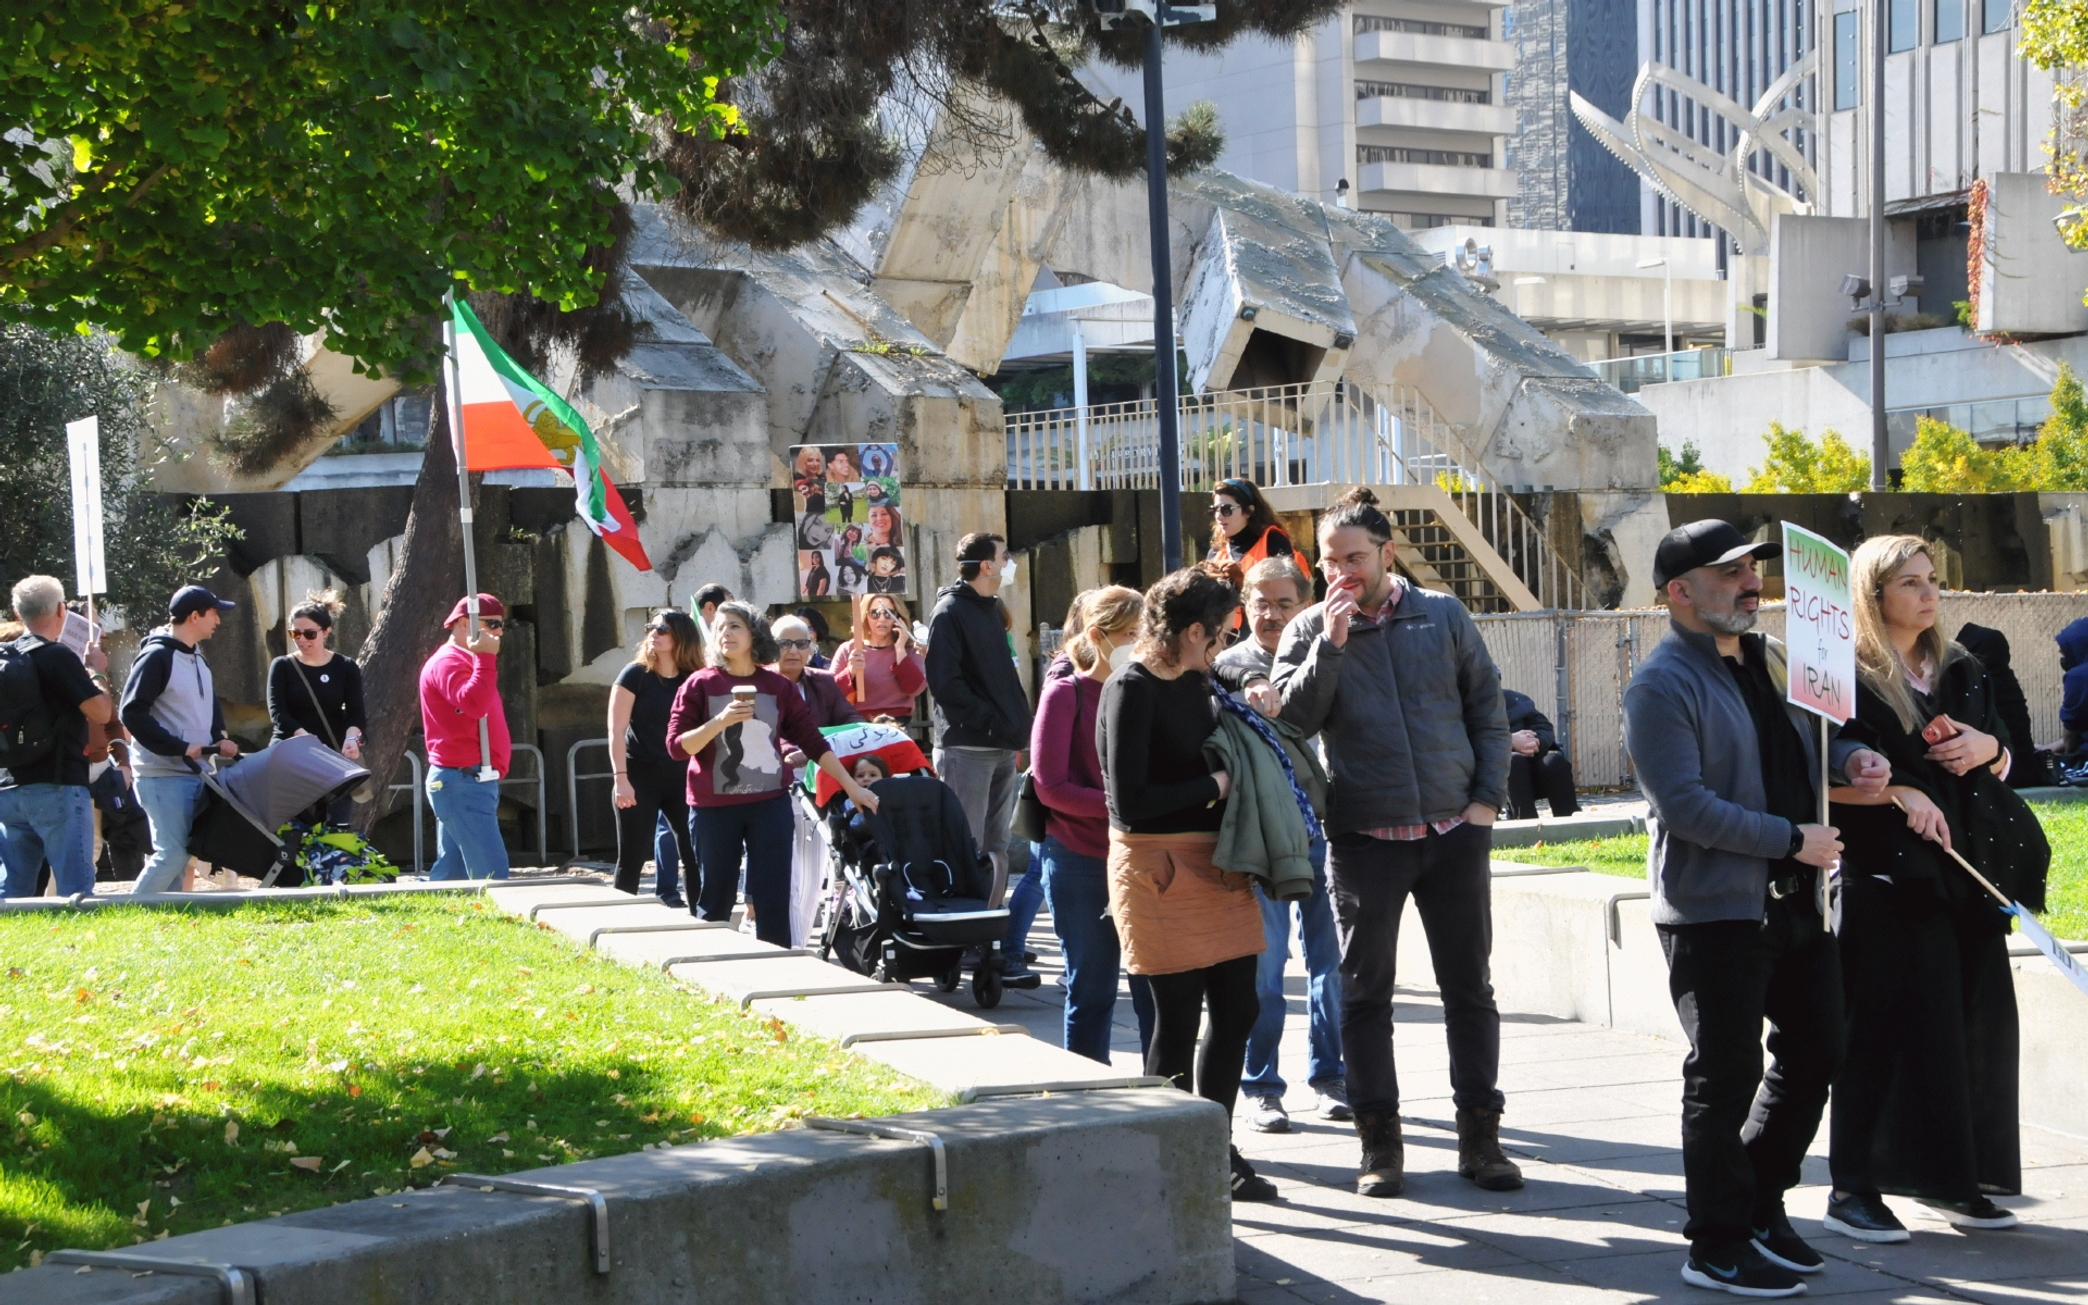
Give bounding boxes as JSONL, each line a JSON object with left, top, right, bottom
{"left": 817, "top": 773, "right": 1014, "bottom": 1008}
{"left": 187, "top": 735, "right": 386, "bottom": 888}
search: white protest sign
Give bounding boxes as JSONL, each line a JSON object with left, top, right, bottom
{"left": 66, "top": 416, "right": 106, "bottom": 597}
{"left": 1780, "top": 522, "right": 1854, "bottom": 723}
{"left": 2014, "top": 908, "right": 2088, "bottom": 998}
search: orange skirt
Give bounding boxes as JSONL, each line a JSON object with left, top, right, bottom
{"left": 1107, "top": 831, "right": 1265, "bottom": 977}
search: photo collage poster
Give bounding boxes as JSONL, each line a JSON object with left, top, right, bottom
{"left": 792, "top": 442, "right": 903, "bottom": 599}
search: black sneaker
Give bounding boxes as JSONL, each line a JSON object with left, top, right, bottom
{"left": 1821, "top": 1191, "right": 1910, "bottom": 1243}
{"left": 1229, "top": 1147, "right": 1278, "bottom": 1202}
{"left": 1680, "top": 1243, "right": 1807, "bottom": 1297}
{"left": 659, "top": 894, "right": 687, "bottom": 910}
{"left": 998, "top": 958, "right": 1043, "bottom": 990}
{"left": 1915, "top": 1195, "right": 2019, "bottom": 1229}
{"left": 1750, "top": 1210, "right": 1825, "bottom": 1274}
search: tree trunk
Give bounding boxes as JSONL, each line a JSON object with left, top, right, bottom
{"left": 350, "top": 400, "right": 469, "bottom": 835}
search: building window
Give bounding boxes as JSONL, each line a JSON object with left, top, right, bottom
{"left": 1354, "top": 14, "right": 1491, "bottom": 39}
{"left": 1359, "top": 145, "right": 1495, "bottom": 168}
{"left": 1835, "top": 11, "right": 1862, "bottom": 108}
{"left": 1889, "top": 0, "right": 1919, "bottom": 49}
{"left": 1355, "top": 79, "right": 1492, "bottom": 104}
{"left": 1935, "top": 0, "right": 1964, "bottom": 40}
{"left": 1982, "top": 0, "right": 2011, "bottom": 31}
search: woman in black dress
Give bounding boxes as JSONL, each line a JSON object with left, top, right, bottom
{"left": 267, "top": 591, "right": 366, "bottom": 824}
{"left": 608, "top": 609, "right": 704, "bottom": 905}
{"left": 1824, "top": 535, "right": 2047, "bottom": 1241}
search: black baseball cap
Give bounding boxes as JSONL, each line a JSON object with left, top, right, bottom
{"left": 1652, "top": 520, "right": 1780, "bottom": 589}
{"left": 169, "top": 585, "right": 237, "bottom": 621}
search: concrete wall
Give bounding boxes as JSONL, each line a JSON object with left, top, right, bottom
{"left": 1768, "top": 213, "right": 1918, "bottom": 362}
{"left": 1978, "top": 172, "right": 2088, "bottom": 336}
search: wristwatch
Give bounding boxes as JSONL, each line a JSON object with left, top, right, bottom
{"left": 1786, "top": 826, "right": 1806, "bottom": 859}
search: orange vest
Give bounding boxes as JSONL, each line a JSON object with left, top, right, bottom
{"left": 1216, "top": 525, "right": 1288, "bottom": 628}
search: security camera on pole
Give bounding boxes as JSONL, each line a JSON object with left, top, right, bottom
{"left": 1093, "top": 0, "right": 1216, "bottom": 573}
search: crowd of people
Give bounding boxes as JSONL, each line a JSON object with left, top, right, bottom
{"left": 0, "top": 483, "right": 2053, "bottom": 1297}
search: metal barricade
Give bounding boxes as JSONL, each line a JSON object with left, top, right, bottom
{"left": 384, "top": 750, "right": 426, "bottom": 875}
{"left": 386, "top": 745, "right": 546, "bottom": 872}
{"left": 567, "top": 738, "right": 615, "bottom": 862}
{"left": 505, "top": 743, "right": 548, "bottom": 864}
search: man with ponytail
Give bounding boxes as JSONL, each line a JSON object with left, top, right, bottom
{"left": 1272, "top": 488, "right": 1517, "bottom": 1199}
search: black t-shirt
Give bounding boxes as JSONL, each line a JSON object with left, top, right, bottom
{"left": 3, "top": 637, "right": 99, "bottom": 789}
{"left": 1099, "top": 663, "right": 1226, "bottom": 834}
{"left": 1723, "top": 634, "right": 1816, "bottom": 881}
{"left": 268, "top": 653, "right": 366, "bottom": 745}
{"left": 616, "top": 662, "right": 691, "bottom": 766}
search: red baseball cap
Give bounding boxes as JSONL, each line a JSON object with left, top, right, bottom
{"left": 444, "top": 594, "right": 506, "bottom": 627}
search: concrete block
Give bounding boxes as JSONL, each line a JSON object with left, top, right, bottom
{"left": 748, "top": 990, "right": 1003, "bottom": 1044}
{"left": 2013, "top": 957, "right": 2088, "bottom": 1139}
{"left": 1490, "top": 812, "right": 1645, "bottom": 848}
{"left": 670, "top": 955, "right": 886, "bottom": 1006}
{"left": 483, "top": 879, "right": 620, "bottom": 918}
{"left": 852, "top": 1032, "right": 1165, "bottom": 1101}
{"left": 1604, "top": 896, "right": 1683, "bottom": 1041}
{"left": 595, "top": 927, "right": 781, "bottom": 969}
{"left": 531, "top": 903, "right": 710, "bottom": 947}
{"left": 1, "top": 1091, "right": 1233, "bottom": 1305}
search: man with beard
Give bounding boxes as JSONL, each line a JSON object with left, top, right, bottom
{"left": 1623, "top": 520, "right": 1892, "bottom": 1297}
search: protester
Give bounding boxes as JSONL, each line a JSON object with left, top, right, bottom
{"left": 1270, "top": 487, "right": 1517, "bottom": 1198}
{"left": 667, "top": 601, "right": 880, "bottom": 945}
{"left": 1099, "top": 566, "right": 1274, "bottom": 1201}
{"left": 122, "top": 585, "right": 238, "bottom": 893}
{"left": 0, "top": 576, "right": 113, "bottom": 898}
{"left": 1623, "top": 519, "right": 1890, "bottom": 1296}
{"left": 670, "top": 584, "right": 736, "bottom": 881}
{"left": 1955, "top": 624, "right": 2044, "bottom": 788}
{"left": 2060, "top": 616, "right": 2088, "bottom": 757}
{"left": 793, "top": 607, "right": 834, "bottom": 669}
{"left": 1212, "top": 555, "right": 1347, "bottom": 1132}
{"left": 692, "top": 584, "right": 733, "bottom": 631}
{"left": 1208, "top": 478, "right": 1294, "bottom": 634}
{"left": 1824, "top": 536, "right": 2042, "bottom": 1239}
{"left": 1033, "top": 586, "right": 1155, "bottom": 1061}
{"left": 835, "top": 595, "right": 926, "bottom": 724}
{"left": 267, "top": 590, "right": 366, "bottom": 826}
{"left": 608, "top": 609, "right": 702, "bottom": 905}
{"left": 419, "top": 594, "right": 512, "bottom": 881}
{"left": 1502, "top": 689, "right": 1579, "bottom": 820}
{"left": 773, "top": 615, "right": 860, "bottom": 733}
{"left": 926, "top": 533, "right": 1031, "bottom": 901}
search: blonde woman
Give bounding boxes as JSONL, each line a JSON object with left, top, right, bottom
{"left": 1823, "top": 535, "right": 2045, "bottom": 1241}
{"left": 833, "top": 595, "right": 926, "bottom": 724}
{"left": 1032, "top": 585, "right": 1152, "bottom": 1061}
{"left": 607, "top": 609, "right": 704, "bottom": 904}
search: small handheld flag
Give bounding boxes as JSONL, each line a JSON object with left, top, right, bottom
{"left": 450, "top": 298, "right": 651, "bottom": 571}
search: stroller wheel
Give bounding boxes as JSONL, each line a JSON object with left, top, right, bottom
{"left": 935, "top": 965, "right": 961, "bottom": 993}
{"left": 971, "top": 965, "right": 1004, "bottom": 1010}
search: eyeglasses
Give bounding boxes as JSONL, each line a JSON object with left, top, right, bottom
{"left": 291, "top": 627, "right": 325, "bottom": 641}
{"left": 1210, "top": 503, "right": 1241, "bottom": 518}
{"left": 776, "top": 638, "right": 815, "bottom": 651}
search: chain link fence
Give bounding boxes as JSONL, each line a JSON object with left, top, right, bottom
{"left": 1477, "top": 593, "right": 2088, "bottom": 788}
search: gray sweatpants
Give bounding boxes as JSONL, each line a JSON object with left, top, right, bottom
{"left": 937, "top": 745, "right": 1019, "bottom": 905}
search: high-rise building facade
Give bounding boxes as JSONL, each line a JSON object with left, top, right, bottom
{"left": 1504, "top": 0, "right": 1643, "bottom": 232}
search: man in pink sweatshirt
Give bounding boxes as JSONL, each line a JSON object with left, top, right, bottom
{"left": 420, "top": 594, "right": 511, "bottom": 880}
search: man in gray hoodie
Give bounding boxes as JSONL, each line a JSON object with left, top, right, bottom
{"left": 1623, "top": 520, "right": 1891, "bottom": 1297}
{"left": 121, "top": 586, "right": 237, "bottom": 892}
{"left": 1272, "top": 488, "right": 1516, "bottom": 1199}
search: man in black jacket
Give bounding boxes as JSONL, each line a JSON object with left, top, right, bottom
{"left": 1503, "top": 689, "right": 1579, "bottom": 820}
{"left": 925, "top": 533, "right": 1031, "bottom": 907}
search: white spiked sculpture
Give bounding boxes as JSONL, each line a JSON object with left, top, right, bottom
{"left": 1570, "top": 54, "right": 1818, "bottom": 256}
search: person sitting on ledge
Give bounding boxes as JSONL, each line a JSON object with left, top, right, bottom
{"left": 1503, "top": 689, "right": 1579, "bottom": 821}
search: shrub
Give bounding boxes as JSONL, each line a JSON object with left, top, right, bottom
{"left": 1742, "top": 423, "right": 1870, "bottom": 492}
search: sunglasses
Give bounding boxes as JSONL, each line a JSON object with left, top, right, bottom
{"left": 1210, "top": 503, "right": 1242, "bottom": 518}
{"left": 476, "top": 619, "right": 505, "bottom": 632}
{"left": 291, "top": 627, "right": 325, "bottom": 641}
{"left": 776, "top": 638, "right": 815, "bottom": 651}
{"left": 647, "top": 623, "right": 674, "bottom": 636}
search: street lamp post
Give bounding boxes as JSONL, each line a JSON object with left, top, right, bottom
{"left": 1636, "top": 257, "right": 1673, "bottom": 359}
{"left": 1869, "top": 0, "right": 1888, "bottom": 489}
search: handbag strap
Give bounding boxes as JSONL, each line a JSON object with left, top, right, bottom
{"left": 288, "top": 656, "right": 340, "bottom": 751}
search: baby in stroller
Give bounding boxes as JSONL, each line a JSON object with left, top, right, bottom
{"left": 817, "top": 755, "right": 1016, "bottom": 1008}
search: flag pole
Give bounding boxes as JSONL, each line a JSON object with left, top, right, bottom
{"left": 441, "top": 285, "right": 496, "bottom": 781}
{"left": 1819, "top": 714, "right": 1831, "bottom": 933}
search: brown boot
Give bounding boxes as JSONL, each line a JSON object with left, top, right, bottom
{"left": 1456, "top": 1106, "right": 1524, "bottom": 1191}
{"left": 1353, "top": 1107, "right": 1404, "bottom": 1197}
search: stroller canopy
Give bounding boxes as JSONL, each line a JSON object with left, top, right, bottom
{"left": 216, "top": 735, "right": 370, "bottom": 828}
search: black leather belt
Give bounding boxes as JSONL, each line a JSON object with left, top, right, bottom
{"left": 1767, "top": 872, "right": 1812, "bottom": 900}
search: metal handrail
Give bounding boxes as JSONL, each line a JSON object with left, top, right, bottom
{"left": 386, "top": 743, "right": 547, "bottom": 873}
{"left": 567, "top": 737, "right": 615, "bottom": 861}
{"left": 505, "top": 742, "right": 548, "bottom": 865}
{"left": 383, "top": 750, "right": 426, "bottom": 875}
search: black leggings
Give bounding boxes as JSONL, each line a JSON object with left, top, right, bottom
{"left": 1144, "top": 954, "right": 1261, "bottom": 1123}
{"left": 614, "top": 759, "right": 694, "bottom": 897}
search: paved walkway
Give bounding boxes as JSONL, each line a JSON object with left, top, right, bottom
{"left": 920, "top": 902, "right": 2088, "bottom": 1305}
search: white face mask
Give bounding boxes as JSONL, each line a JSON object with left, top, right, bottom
{"left": 1098, "top": 635, "right": 1133, "bottom": 673}
{"left": 997, "top": 558, "right": 1017, "bottom": 588}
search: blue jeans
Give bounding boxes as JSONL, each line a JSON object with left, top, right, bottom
{"left": 1242, "top": 838, "right": 1344, "bottom": 1097}
{"left": 692, "top": 795, "right": 794, "bottom": 946}
{"left": 0, "top": 783, "right": 96, "bottom": 898}
{"left": 426, "top": 767, "right": 510, "bottom": 881}
{"left": 1040, "top": 836, "right": 1155, "bottom": 1063}
{"left": 134, "top": 772, "right": 205, "bottom": 893}
{"left": 653, "top": 814, "right": 680, "bottom": 896}
{"left": 1001, "top": 839, "right": 1043, "bottom": 960}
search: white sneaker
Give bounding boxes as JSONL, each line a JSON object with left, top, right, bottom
{"left": 1316, "top": 1081, "right": 1353, "bottom": 1121}
{"left": 1247, "top": 1094, "right": 1290, "bottom": 1133}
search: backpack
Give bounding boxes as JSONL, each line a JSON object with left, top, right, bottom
{"left": 0, "top": 638, "right": 59, "bottom": 771}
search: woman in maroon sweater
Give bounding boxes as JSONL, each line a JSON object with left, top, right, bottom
{"left": 667, "top": 602, "right": 879, "bottom": 945}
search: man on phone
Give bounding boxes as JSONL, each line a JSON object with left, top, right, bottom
{"left": 1272, "top": 488, "right": 1516, "bottom": 1199}
{"left": 419, "top": 594, "right": 511, "bottom": 881}
{"left": 122, "top": 585, "right": 238, "bottom": 893}
{"left": 1624, "top": 520, "right": 1891, "bottom": 1297}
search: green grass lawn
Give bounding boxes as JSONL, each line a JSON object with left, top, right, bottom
{"left": 0, "top": 896, "right": 941, "bottom": 1271}
{"left": 1498, "top": 799, "right": 2088, "bottom": 943}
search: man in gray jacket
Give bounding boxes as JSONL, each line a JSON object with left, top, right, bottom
{"left": 1623, "top": 520, "right": 1890, "bottom": 1298}
{"left": 121, "top": 586, "right": 237, "bottom": 892}
{"left": 1272, "top": 488, "right": 1516, "bottom": 1199}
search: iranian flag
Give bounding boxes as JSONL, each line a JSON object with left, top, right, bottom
{"left": 801, "top": 721, "right": 932, "bottom": 807}
{"left": 449, "top": 297, "right": 652, "bottom": 571}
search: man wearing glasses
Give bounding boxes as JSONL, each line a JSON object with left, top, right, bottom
{"left": 419, "top": 594, "right": 511, "bottom": 880}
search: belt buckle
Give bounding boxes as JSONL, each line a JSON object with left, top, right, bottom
{"left": 1767, "top": 875, "right": 1798, "bottom": 900}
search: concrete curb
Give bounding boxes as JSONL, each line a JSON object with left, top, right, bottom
{"left": 0, "top": 879, "right": 516, "bottom": 914}
{"left": 1, "top": 1091, "right": 1233, "bottom": 1305}
{"left": 1490, "top": 813, "right": 1646, "bottom": 847}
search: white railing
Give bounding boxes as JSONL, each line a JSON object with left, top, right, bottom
{"left": 1005, "top": 380, "right": 1590, "bottom": 610}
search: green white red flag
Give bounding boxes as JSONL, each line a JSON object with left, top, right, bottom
{"left": 449, "top": 297, "right": 651, "bottom": 571}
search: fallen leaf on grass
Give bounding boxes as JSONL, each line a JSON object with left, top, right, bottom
{"left": 348, "top": 1086, "right": 363, "bottom": 1098}
{"left": 432, "top": 1148, "right": 456, "bottom": 1160}
{"left": 486, "top": 1132, "right": 509, "bottom": 1144}
{"left": 224, "top": 1121, "right": 240, "bottom": 1145}
{"left": 289, "top": 1156, "right": 323, "bottom": 1171}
